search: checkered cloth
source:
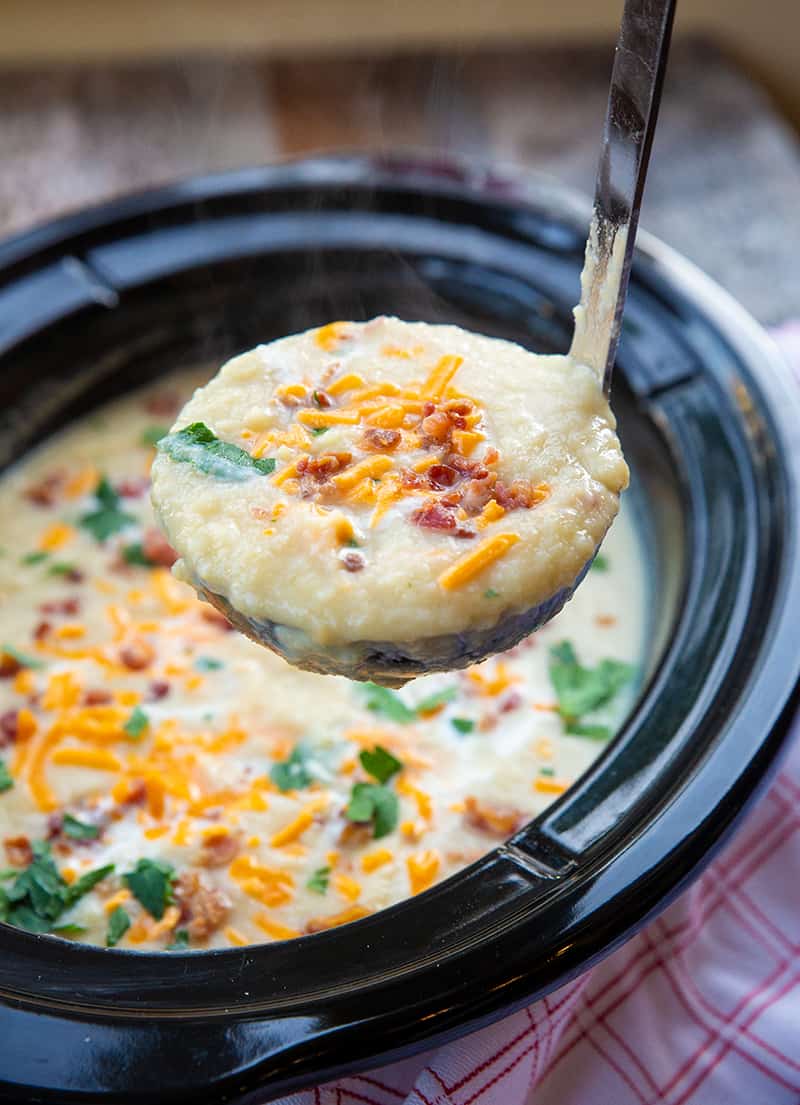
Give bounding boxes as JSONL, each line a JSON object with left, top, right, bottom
{"left": 277, "top": 328, "right": 800, "bottom": 1105}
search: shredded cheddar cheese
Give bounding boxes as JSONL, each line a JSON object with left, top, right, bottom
{"left": 437, "top": 533, "right": 520, "bottom": 590}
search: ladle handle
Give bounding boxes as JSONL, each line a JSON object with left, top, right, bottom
{"left": 571, "top": 0, "right": 676, "bottom": 394}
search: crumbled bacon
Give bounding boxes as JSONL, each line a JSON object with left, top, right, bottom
{"left": 0, "top": 710, "right": 19, "bottom": 746}
{"left": 116, "top": 476, "right": 150, "bottom": 499}
{"left": 198, "top": 831, "right": 242, "bottom": 868}
{"left": 427, "top": 464, "right": 458, "bottom": 489}
{"left": 460, "top": 474, "right": 497, "bottom": 515}
{"left": 362, "top": 427, "right": 401, "bottom": 452}
{"left": 174, "top": 871, "right": 231, "bottom": 940}
{"left": 0, "top": 654, "right": 21, "bottom": 679}
{"left": 33, "top": 621, "right": 51, "bottom": 641}
{"left": 39, "top": 597, "right": 80, "bottom": 617}
{"left": 296, "top": 452, "right": 352, "bottom": 481}
{"left": 83, "top": 689, "right": 112, "bottom": 706}
{"left": 62, "top": 568, "right": 85, "bottom": 584}
{"left": 24, "top": 471, "right": 65, "bottom": 507}
{"left": 4, "top": 836, "right": 33, "bottom": 867}
{"left": 341, "top": 551, "right": 365, "bottom": 572}
{"left": 311, "top": 389, "right": 333, "bottom": 409}
{"left": 420, "top": 411, "right": 451, "bottom": 443}
{"left": 338, "top": 821, "right": 373, "bottom": 848}
{"left": 400, "top": 468, "right": 424, "bottom": 490}
{"left": 119, "top": 638, "right": 155, "bottom": 671}
{"left": 499, "top": 691, "right": 523, "bottom": 714}
{"left": 146, "top": 680, "right": 170, "bottom": 702}
{"left": 411, "top": 501, "right": 456, "bottom": 531}
{"left": 115, "top": 779, "right": 146, "bottom": 808}
{"left": 464, "top": 795, "right": 523, "bottom": 838}
{"left": 142, "top": 527, "right": 178, "bottom": 568}
{"left": 144, "top": 391, "right": 181, "bottom": 418}
{"left": 494, "top": 479, "right": 543, "bottom": 510}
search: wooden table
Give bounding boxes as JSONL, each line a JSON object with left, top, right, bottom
{"left": 2, "top": 38, "right": 798, "bottom": 325}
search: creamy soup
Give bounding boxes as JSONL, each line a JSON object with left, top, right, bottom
{"left": 0, "top": 368, "right": 644, "bottom": 950}
{"left": 151, "top": 318, "right": 629, "bottom": 681}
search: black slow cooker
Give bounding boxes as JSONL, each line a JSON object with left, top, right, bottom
{"left": 0, "top": 155, "right": 798, "bottom": 1105}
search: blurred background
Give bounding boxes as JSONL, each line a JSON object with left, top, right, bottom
{"left": 1, "top": 0, "right": 798, "bottom": 323}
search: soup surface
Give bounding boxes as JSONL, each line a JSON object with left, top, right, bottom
{"left": 151, "top": 318, "right": 629, "bottom": 680}
{"left": 0, "top": 368, "right": 644, "bottom": 950}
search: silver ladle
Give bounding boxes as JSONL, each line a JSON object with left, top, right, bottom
{"left": 199, "top": 0, "right": 676, "bottom": 685}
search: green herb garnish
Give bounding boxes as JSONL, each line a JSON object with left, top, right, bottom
{"left": 1, "top": 644, "right": 45, "bottom": 670}
{"left": 306, "top": 866, "right": 331, "bottom": 894}
{"left": 21, "top": 551, "right": 49, "bottom": 566}
{"left": 121, "top": 542, "right": 154, "bottom": 567}
{"left": 548, "top": 641, "right": 634, "bottom": 739}
{"left": 415, "top": 687, "right": 457, "bottom": 714}
{"left": 123, "top": 858, "right": 175, "bottom": 920}
{"left": 0, "top": 841, "right": 113, "bottom": 934}
{"left": 52, "top": 923, "right": 86, "bottom": 937}
{"left": 62, "top": 813, "right": 100, "bottom": 840}
{"left": 157, "top": 422, "right": 276, "bottom": 481}
{"left": 141, "top": 425, "right": 169, "bottom": 447}
{"left": 359, "top": 745, "right": 402, "bottom": 785}
{"left": 311, "top": 427, "right": 329, "bottom": 437}
{"left": 194, "top": 656, "right": 223, "bottom": 672}
{"left": 122, "top": 706, "right": 149, "bottom": 740}
{"left": 361, "top": 683, "right": 416, "bottom": 724}
{"left": 484, "top": 588, "right": 500, "bottom": 599}
{"left": 106, "top": 905, "right": 130, "bottom": 947}
{"left": 591, "top": 554, "right": 609, "bottom": 572}
{"left": 270, "top": 744, "right": 314, "bottom": 792}
{"left": 345, "top": 783, "right": 399, "bottom": 839}
{"left": 48, "top": 562, "right": 79, "bottom": 577}
{"left": 79, "top": 477, "right": 136, "bottom": 542}
{"left": 451, "top": 717, "right": 475, "bottom": 735}
{"left": 539, "top": 765, "right": 555, "bottom": 777}
{"left": 0, "top": 761, "right": 13, "bottom": 793}
{"left": 167, "top": 928, "right": 190, "bottom": 951}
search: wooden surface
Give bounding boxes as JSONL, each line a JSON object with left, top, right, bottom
{"left": 1, "top": 39, "right": 798, "bottom": 325}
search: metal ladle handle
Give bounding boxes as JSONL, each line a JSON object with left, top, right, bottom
{"left": 571, "top": 0, "right": 677, "bottom": 394}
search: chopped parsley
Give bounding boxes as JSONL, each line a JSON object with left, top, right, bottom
{"left": 270, "top": 744, "right": 315, "bottom": 792}
{"left": 167, "top": 928, "right": 190, "bottom": 951}
{"left": 306, "top": 866, "right": 331, "bottom": 894}
{"left": 359, "top": 745, "right": 402, "bottom": 785}
{"left": 1, "top": 644, "right": 45, "bottom": 670}
{"left": 311, "top": 390, "right": 326, "bottom": 408}
{"left": 345, "top": 783, "right": 399, "bottom": 839}
{"left": 21, "top": 551, "right": 49, "bottom": 566}
{"left": 548, "top": 641, "right": 634, "bottom": 739}
{"left": 0, "top": 841, "right": 113, "bottom": 934}
{"left": 106, "top": 905, "right": 130, "bottom": 947}
{"left": 122, "top": 706, "right": 149, "bottom": 740}
{"left": 123, "top": 858, "right": 175, "bottom": 920}
{"left": 310, "top": 427, "right": 329, "bottom": 437}
{"left": 121, "top": 542, "right": 155, "bottom": 567}
{"left": 415, "top": 687, "right": 457, "bottom": 714}
{"left": 484, "top": 588, "right": 500, "bottom": 599}
{"left": 52, "top": 923, "right": 86, "bottom": 938}
{"left": 0, "top": 761, "right": 13, "bottom": 793}
{"left": 79, "top": 477, "right": 135, "bottom": 542}
{"left": 141, "top": 425, "right": 168, "bottom": 447}
{"left": 539, "top": 765, "right": 555, "bottom": 777}
{"left": 194, "top": 656, "right": 223, "bottom": 672}
{"left": 451, "top": 717, "right": 475, "bottom": 735}
{"left": 48, "top": 561, "right": 79, "bottom": 577}
{"left": 591, "top": 554, "right": 609, "bottom": 572}
{"left": 62, "top": 813, "right": 100, "bottom": 840}
{"left": 361, "top": 683, "right": 416, "bottom": 724}
{"left": 156, "top": 422, "right": 275, "bottom": 481}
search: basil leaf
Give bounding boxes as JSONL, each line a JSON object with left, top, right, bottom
{"left": 106, "top": 905, "right": 130, "bottom": 947}
{"left": 548, "top": 642, "right": 635, "bottom": 723}
{"left": 62, "top": 813, "right": 100, "bottom": 840}
{"left": 270, "top": 745, "right": 314, "bottom": 792}
{"left": 306, "top": 866, "right": 331, "bottom": 894}
{"left": 359, "top": 745, "right": 402, "bottom": 785}
{"left": 360, "top": 683, "right": 416, "bottom": 724}
{"left": 123, "top": 706, "right": 149, "bottom": 740}
{"left": 346, "top": 783, "right": 399, "bottom": 839}
{"left": 451, "top": 717, "right": 475, "bottom": 735}
{"left": 124, "top": 858, "right": 175, "bottom": 920}
{"left": 79, "top": 477, "right": 136, "bottom": 542}
{"left": 167, "top": 928, "right": 190, "bottom": 951}
{"left": 415, "top": 687, "right": 457, "bottom": 714}
{"left": 1, "top": 644, "right": 45, "bottom": 670}
{"left": 0, "top": 760, "right": 13, "bottom": 793}
{"left": 157, "top": 422, "right": 275, "bottom": 481}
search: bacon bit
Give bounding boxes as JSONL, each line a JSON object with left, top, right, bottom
{"left": 142, "top": 527, "right": 178, "bottom": 568}
{"left": 146, "top": 680, "right": 170, "bottom": 702}
{"left": 0, "top": 710, "right": 19, "bottom": 746}
{"left": 595, "top": 614, "right": 617, "bottom": 628}
{"left": 0, "top": 654, "right": 21, "bottom": 679}
{"left": 494, "top": 479, "right": 549, "bottom": 510}
{"left": 83, "top": 689, "right": 112, "bottom": 706}
{"left": 119, "top": 638, "right": 155, "bottom": 671}
{"left": 420, "top": 410, "right": 451, "bottom": 443}
{"left": 341, "top": 551, "right": 365, "bottom": 573}
{"left": 311, "top": 388, "right": 333, "bottom": 409}
{"left": 338, "top": 821, "right": 373, "bottom": 848}
{"left": 113, "top": 778, "right": 147, "bottom": 807}
{"left": 116, "top": 476, "right": 150, "bottom": 499}
{"left": 174, "top": 871, "right": 232, "bottom": 940}
{"left": 400, "top": 467, "right": 425, "bottom": 490}
{"left": 63, "top": 568, "right": 85, "bottom": 584}
{"left": 4, "top": 836, "right": 33, "bottom": 866}
{"left": 296, "top": 452, "right": 352, "bottom": 481}
{"left": 427, "top": 464, "right": 458, "bottom": 489}
{"left": 362, "top": 427, "right": 401, "bottom": 452}
{"left": 144, "top": 391, "right": 181, "bottom": 418}
{"left": 24, "top": 471, "right": 66, "bottom": 507}
{"left": 500, "top": 691, "right": 523, "bottom": 714}
{"left": 460, "top": 473, "right": 497, "bottom": 515}
{"left": 304, "top": 904, "right": 371, "bottom": 934}
{"left": 464, "top": 796, "right": 523, "bottom": 838}
{"left": 39, "top": 597, "right": 80, "bottom": 617}
{"left": 33, "top": 621, "right": 51, "bottom": 641}
{"left": 411, "top": 501, "right": 456, "bottom": 532}
{"left": 199, "top": 829, "right": 242, "bottom": 868}
{"left": 200, "top": 607, "right": 234, "bottom": 632}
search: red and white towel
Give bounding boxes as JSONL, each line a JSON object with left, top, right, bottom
{"left": 278, "top": 328, "right": 800, "bottom": 1105}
